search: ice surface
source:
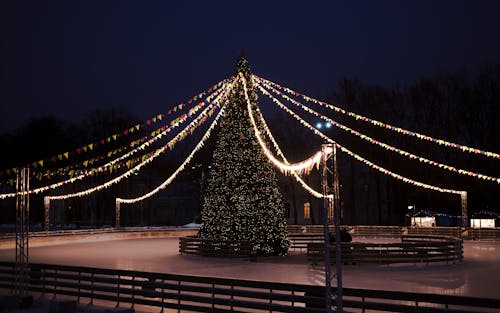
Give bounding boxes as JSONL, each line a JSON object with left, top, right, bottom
{"left": 0, "top": 236, "right": 498, "bottom": 299}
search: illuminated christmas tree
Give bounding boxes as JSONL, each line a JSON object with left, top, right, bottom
{"left": 199, "top": 56, "right": 289, "bottom": 256}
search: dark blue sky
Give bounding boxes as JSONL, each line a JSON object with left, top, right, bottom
{"left": 1, "top": 0, "right": 500, "bottom": 133}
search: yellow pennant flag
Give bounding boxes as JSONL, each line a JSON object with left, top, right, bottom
{"left": 157, "top": 114, "right": 162, "bottom": 120}
{"left": 88, "top": 143, "right": 94, "bottom": 150}
{"left": 112, "top": 134, "right": 117, "bottom": 141}
{"left": 38, "top": 160, "right": 44, "bottom": 167}
{"left": 64, "top": 152, "right": 69, "bottom": 159}
{"left": 135, "top": 124, "right": 140, "bottom": 131}
{"left": 83, "top": 160, "right": 89, "bottom": 167}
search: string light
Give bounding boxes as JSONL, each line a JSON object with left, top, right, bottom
{"left": 241, "top": 73, "right": 323, "bottom": 176}
{"left": 117, "top": 102, "right": 228, "bottom": 204}
{"left": 10, "top": 86, "right": 226, "bottom": 183}
{"left": 247, "top": 76, "right": 330, "bottom": 199}
{"left": 0, "top": 81, "right": 234, "bottom": 200}
{"left": 256, "top": 84, "right": 464, "bottom": 195}
{"left": 258, "top": 81, "right": 500, "bottom": 184}
{"left": 255, "top": 75, "right": 500, "bottom": 160}
{"left": 0, "top": 79, "right": 228, "bottom": 178}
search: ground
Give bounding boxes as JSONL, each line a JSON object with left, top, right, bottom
{"left": 0, "top": 235, "right": 499, "bottom": 301}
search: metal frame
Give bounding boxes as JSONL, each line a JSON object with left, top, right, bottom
{"left": 15, "top": 167, "right": 30, "bottom": 296}
{"left": 321, "top": 144, "right": 343, "bottom": 312}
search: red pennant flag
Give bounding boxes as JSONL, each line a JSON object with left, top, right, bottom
{"left": 146, "top": 120, "right": 151, "bottom": 126}
{"left": 124, "top": 129, "right": 129, "bottom": 135}
{"left": 76, "top": 148, "right": 81, "bottom": 154}
{"left": 100, "top": 139, "right": 105, "bottom": 145}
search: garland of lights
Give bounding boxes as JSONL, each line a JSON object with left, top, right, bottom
{"left": 256, "top": 84, "right": 464, "bottom": 195}
{"left": 117, "top": 103, "right": 228, "bottom": 204}
{"left": 2, "top": 87, "right": 225, "bottom": 186}
{"left": 241, "top": 73, "right": 323, "bottom": 174}
{"left": 255, "top": 75, "right": 500, "bottom": 160}
{"left": 258, "top": 81, "right": 500, "bottom": 184}
{"left": 47, "top": 93, "right": 230, "bottom": 201}
{"left": 0, "top": 82, "right": 233, "bottom": 200}
{"left": 245, "top": 76, "right": 330, "bottom": 199}
{"left": 0, "top": 79, "right": 227, "bottom": 179}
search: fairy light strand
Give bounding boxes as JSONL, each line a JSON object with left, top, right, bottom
{"left": 117, "top": 102, "right": 228, "bottom": 204}
{"left": 248, "top": 77, "right": 330, "bottom": 199}
{"left": 258, "top": 80, "right": 500, "bottom": 184}
{"left": 240, "top": 74, "right": 324, "bottom": 176}
{"left": 16, "top": 86, "right": 225, "bottom": 183}
{"left": 0, "top": 80, "right": 233, "bottom": 200}
{"left": 0, "top": 79, "right": 228, "bottom": 178}
{"left": 255, "top": 75, "right": 500, "bottom": 160}
{"left": 256, "top": 84, "right": 464, "bottom": 195}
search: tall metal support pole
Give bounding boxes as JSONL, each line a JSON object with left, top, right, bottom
{"left": 461, "top": 191, "right": 468, "bottom": 228}
{"left": 43, "top": 196, "right": 50, "bottom": 231}
{"left": 321, "top": 144, "right": 333, "bottom": 313}
{"left": 15, "top": 167, "right": 30, "bottom": 297}
{"left": 115, "top": 199, "right": 121, "bottom": 228}
{"left": 332, "top": 145, "right": 343, "bottom": 312}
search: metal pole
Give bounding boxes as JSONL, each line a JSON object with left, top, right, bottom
{"left": 321, "top": 144, "right": 332, "bottom": 313}
{"left": 333, "top": 144, "right": 343, "bottom": 312}
{"left": 115, "top": 199, "right": 121, "bottom": 228}
{"left": 460, "top": 192, "right": 467, "bottom": 228}
{"left": 15, "top": 167, "right": 30, "bottom": 297}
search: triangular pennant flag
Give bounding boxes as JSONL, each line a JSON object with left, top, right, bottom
{"left": 112, "top": 134, "right": 117, "bottom": 141}
{"left": 83, "top": 146, "right": 88, "bottom": 153}
{"left": 88, "top": 143, "right": 94, "bottom": 150}
{"left": 38, "top": 160, "right": 44, "bottom": 167}
{"left": 129, "top": 127, "right": 134, "bottom": 133}
{"left": 83, "top": 160, "right": 89, "bottom": 167}
{"left": 146, "top": 119, "right": 151, "bottom": 126}
{"left": 157, "top": 114, "right": 162, "bottom": 120}
{"left": 58, "top": 154, "right": 63, "bottom": 161}
{"left": 135, "top": 124, "right": 140, "bottom": 131}
{"left": 124, "top": 129, "right": 129, "bottom": 135}
{"left": 32, "top": 162, "right": 37, "bottom": 169}
{"left": 106, "top": 137, "right": 111, "bottom": 143}
{"left": 64, "top": 152, "right": 69, "bottom": 159}
{"left": 76, "top": 148, "right": 81, "bottom": 154}
{"left": 152, "top": 117, "right": 156, "bottom": 123}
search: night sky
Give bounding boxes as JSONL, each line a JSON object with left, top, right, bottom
{"left": 1, "top": 0, "right": 500, "bottom": 134}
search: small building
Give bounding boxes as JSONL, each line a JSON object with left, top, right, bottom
{"left": 470, "top": 211, "right": 498, "bottom": 229}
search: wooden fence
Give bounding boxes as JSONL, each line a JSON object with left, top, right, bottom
{"left": 0, "top": 262, "right": 498, "bottom": 312}
{"left": 307, "top": 235, "right": 463, "bottom": 265}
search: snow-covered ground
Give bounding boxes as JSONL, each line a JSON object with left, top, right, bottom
{"left": 0, "top": 236, "right": 498, "bottom": 299}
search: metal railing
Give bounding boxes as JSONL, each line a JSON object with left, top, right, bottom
{"left": 307, "top": 235, "right": 463, "bottom": 265}
{"left": 179, "top": 236, "right": 253, "bottom": 258}
{"left": 0, "top": 262, "right": 498, "bottom": 312}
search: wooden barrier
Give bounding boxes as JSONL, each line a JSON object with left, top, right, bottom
{"left": 179, "top": 236, "right": 252, "bottom": 258}
{"left": 307, "top": 235, "right": 463, "bottom": 265}
{"left": 0, "top": 262, "right": 498, "bottom": 312}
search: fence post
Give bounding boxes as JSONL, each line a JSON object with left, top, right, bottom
{"left": 77, "top": 271, "right": 81, "bottom": 304}
{"left": 177, "top": 281, "right": 181, "bottom": 312}
{"left": 269, "top": 288, "right": 273, "bottom": 313}
{"left": 53, "top": 269, "right": 57, "bottom": 299}
{"left": 116, "top": 274, "right": 120, "bottom": 308}
{"left": 131, "top": 275, "right": 135, "bottom": 309}
{"left": 160, "top": 278, "right": 165, "bottom": 313}
{"left": 89, "top": 272, "right": 94, "bottom": 306}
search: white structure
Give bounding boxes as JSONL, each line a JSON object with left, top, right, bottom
{"left": 411, "top": 216, "right": 436, "bottom": 227}
{"left": 470, "top": 218, "right": 495, "bottom": 229}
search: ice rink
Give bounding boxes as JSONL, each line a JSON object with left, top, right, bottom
{"left": 0, "top": 236, "right": 499, "bottom": 299}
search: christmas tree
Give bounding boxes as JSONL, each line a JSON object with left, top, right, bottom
{"left": 199, "top": 56, "right": 290, "bottom": 256}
